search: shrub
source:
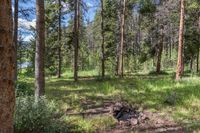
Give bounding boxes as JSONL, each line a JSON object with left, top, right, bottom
{"left": 148, "top": 70, "right": 169, "bottom": 75}
{"left": 164, "top": 91, "right": 177, "bottom": 105}
{"left": 14, "top": 96, "right": 68, "bottom": 133}
{"left": 16, "top": 81, "right": 34, "bottom": 97}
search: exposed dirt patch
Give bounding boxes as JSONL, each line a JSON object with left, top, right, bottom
{"left": 109, "top": 102, "right": 184, "bottom": 133}
{"left": 66, "top": 101, "right": 185, "bottom": 133}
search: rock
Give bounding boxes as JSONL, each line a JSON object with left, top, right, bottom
{"left": 111, "top": 102, "right": 150, "bottom": 126}
{"left": 113, "top": 102, "right": 123, "bottom": 111}
{"left": 119, "top": 112, "right": 132, "bottom": 121}
{"left": 130, "top": 118, "right": 138, "bottom": 125}
{"left": 139, "top": 113, "right": 149, "bottom": 120}
{"left": 156, "top": 119, "right": 164, "bottom": 124}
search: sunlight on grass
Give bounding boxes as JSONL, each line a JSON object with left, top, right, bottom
{"left": 63, "top": 115, "right": 116, "bottom": 133}
{"left": 62, "top": 69, "right": 99, "bottom": 79}
{"left": 18, "top": 70, "right": 200, "bottom": 132}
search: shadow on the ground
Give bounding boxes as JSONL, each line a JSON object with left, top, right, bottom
{"left": 46, "top": 74, "right": 200, "bottom": 132}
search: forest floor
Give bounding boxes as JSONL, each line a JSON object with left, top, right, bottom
{"left": 21, "top": 71, "right": 200, "bottom": 132}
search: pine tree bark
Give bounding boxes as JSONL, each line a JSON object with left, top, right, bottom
{"left": 57, "top": 0, "right": 62, "bottom": 78}
{"left": 13, "top": 0, "right": 18, "bottom": 82}
{"left": 74, "top": 0, "right": 80, "bottom": 81}
{"left": 0, "top": 0, "right": 15, "bottom": 132}
{"left": 197, "top": 17, "right": 200, "bottom": 72}
{"left": 176, "top": 0, "right": 185, "bottom": 80}
{"left": 35, "top": 0, "right": 45, "bottom": 101}
{"left": 118, "top": 0, "right": 126, "bottom": 77}
{"left": 101, "top": 0, "right": 105, "bottom": 78}
{"left": 156, "top": 26, "right": 164, "bottom": 74}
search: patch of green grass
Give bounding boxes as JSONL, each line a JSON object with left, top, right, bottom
{"left": 62, "top": 115, "right": 116, "bottom": 133}
{"left": 19, "top": 70, "right": 200, "bottom": 132}
{"left": 46, "top": 74, "right": 200, "bottom": 131}
{"left": 62, "top": 69, "right": 100, "bottom": 79}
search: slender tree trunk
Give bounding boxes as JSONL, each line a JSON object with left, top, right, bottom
{"left": 190, "top": 58, "right": 193, "bottom": 72}
{"left": 171, "top": 23, "right": 175, "bottom": 50}
{"left": 169, "top": 23, "right": 172, "bottom": 59}
{"left": 176, "top": 0, "right": 185, "bottom": 80}
{"left": 74, "top": 0, "right": 80, "bottom": 81}
{"left": 35, "top": 0, "right": 45, "bottom": 102}
{"left": 197, "top": 17, "right": 200, "bottom": 72}
{"left": 118, "top": 0, "right": 126, "bottom": 77}
{"left": 137, "top": 14, "right": 141, "bottom": 52}
{"left": 0, "top": 0, "right": 15, "bottom": 132}
{"left": 57, "top": 0, "right": 62, "bottom": 78}
{"left": 197, "top": 48, "right": 199, "bottom": 72}
{"left": 13, "top": 0, "right": 18, "bottom": 82}
{"left": 156, "top": 26, "right": 164, "bottom": 73}
{"left": 101, "top": 0, "right": 105, "bottom": 78}
{"left": 19, "top": 42, "right": 22, "bottom": 73}
{"left": 169, "top": 36, "right": 172, "bottom": 59}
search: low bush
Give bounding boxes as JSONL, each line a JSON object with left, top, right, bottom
{"left": 16, "top": 81, "right": 34, "bottom": 97}
{"left": 14, "top": 96, "right": 68, "bottom": 133}
{"left": 148, "top": 70, "right": 169, "bottom": 75}
{"left": 164, "top": 91, "right": 178, "bottom": 105}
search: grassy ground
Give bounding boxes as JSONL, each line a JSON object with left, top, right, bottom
{"left": 19, "top": 70, "right": 200, "bottom": 132}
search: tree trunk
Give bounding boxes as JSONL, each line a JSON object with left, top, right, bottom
{"left": 197, "top": 49, "right": 199, "bottom": 72}
{"left": 197, "top": 17, "right": 200, "bottom": 72}
{"left": 57, "top": 0, "right": 62, "bottom": 78}
{"left": 0, "top": 0, "right": 15, "bottom": 132}
{"left": 190, "top": 58, "right": 193, "bottom": 72}
{"left": 156, "top": 26, "right": 164, "bottom": 74}
{"left": 35, "top": 0, "right": 45, "bottom": 102}
{"left": 101, "top": 0, "right": 105, "bottom": 78}
{"left": 169, "top": 36, "right": 172, "bottom": 59}
{"left": 169, "top": 23, "right": 172, "bottom": 59}
{"left": 176, "top": 0, "right": 185, "bottom": 80}
{"left": 13, "top": 0, "right": 18, "bottom": 82}
{"left": 138, "top": 14, "right": 141, "bottom": 52}
{"left": 74, "top": 0, "right": 80, "bottom": 81}
{"left": 118, "top": 0, "right": 126, "bottom": 77}
{"left": 19, "top": 42, "right": 23, "bottom": 73}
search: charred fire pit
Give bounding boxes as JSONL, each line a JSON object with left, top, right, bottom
{"left": 111, "top": 102, "right": 149, "bottom": 126}
{"left": 109, "top": 102, "right": 183, "bottom": 133}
